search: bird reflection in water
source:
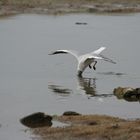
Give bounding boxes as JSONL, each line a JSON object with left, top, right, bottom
{"left": 78, "top": 77, "right": 113, "bottom": 98}
{"left": 49, "top": 77, "right": 113, "bottom": 98}
{"left": 78, "top": 77, "right": 97, "bottom": 96}
{"left": 48, "top": 84, "right": 72, "bottom": 97}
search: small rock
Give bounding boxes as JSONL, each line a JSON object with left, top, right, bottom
{"left": 75, "top": 22, "right": 87, "bottom": 25}
{"left": 88, "top": 121, "right": 98, "bottom": 126}
{"left": 63, "top": 111, "right": 81, "bottom": 116}
{"left": 114, "top": 87, "right": 134, "bottom": 98}
{"left": 20, "top": 112, "right": 52, "bottom": 128}
{"left": 136, "top": 88, "right": 140, "bottom": 94}
{"left": 111, "top": 124, "right": 119, "bottom": 129}
{"left": 113, "top": 87, "right": 140, "bottom": 102}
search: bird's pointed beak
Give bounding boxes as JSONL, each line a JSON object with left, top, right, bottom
{"left": 48, "top": 52, "right": 53, "bottom": 55}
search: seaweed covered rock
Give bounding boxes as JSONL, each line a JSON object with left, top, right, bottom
{"left": 20, "top": 112, "right": 52, "bottom": 128}
{"left": 113, "top": 87, "right": 140, "bottom": 102}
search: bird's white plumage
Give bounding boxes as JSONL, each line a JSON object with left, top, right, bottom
{"left": 91, "top": 47, "right": 106, "bottom": 55}
{"left": 49, "top": 47, "right": 116, "bottom": 76}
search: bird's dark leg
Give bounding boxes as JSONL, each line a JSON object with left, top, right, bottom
{"left": 89, "top": 65, "right": 92, "bottom": 69}
{"left": 93, "top": 61, "right": 97, "bottom": 70}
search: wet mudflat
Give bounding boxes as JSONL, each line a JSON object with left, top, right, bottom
{"left": 32, "top": 114, "right": 140, "bottom": 140}
{"left": 0, "top": 13, "right": 140, "bottom": 140}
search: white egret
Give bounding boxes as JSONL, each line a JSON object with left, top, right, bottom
{"left": 49, "top": 47, "right": 116, "bottom": 77}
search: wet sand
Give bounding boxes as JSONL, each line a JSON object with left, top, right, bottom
{"left": 0, "top": 0, "right": 140, "bottom": 16}
{"left": 31, "top": 114, "right": 140, "bottom": 140}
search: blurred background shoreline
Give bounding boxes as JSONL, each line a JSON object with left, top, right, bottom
{"left": 1, "top": 0, "right": 140, "bottom": 16}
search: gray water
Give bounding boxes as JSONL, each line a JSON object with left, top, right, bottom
{"left": 0, "top": 13, "right": 140, "bottom": 140}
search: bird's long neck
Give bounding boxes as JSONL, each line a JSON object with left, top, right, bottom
{"left": 77, "top": 70, "right": 83, "bottom": 77}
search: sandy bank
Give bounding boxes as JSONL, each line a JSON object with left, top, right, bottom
{"left": 1, "top": 0, "right": 140, "bottom": 16}
{"left": 30, "top": 114, "right": 140, "bottom": 140}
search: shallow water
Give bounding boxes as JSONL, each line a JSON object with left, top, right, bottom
{"left": 0, "top": 13, "right": 140, "bottom": 140}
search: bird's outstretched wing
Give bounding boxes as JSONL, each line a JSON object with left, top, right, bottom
{"left": 91, "top": 47, "right": 106, "bottom": 55}
{"left": 49, "top": 50, "right": 79, "bottom": 59}
{"left": 89, "top": 47, "right": 116, "bottom": 64}
{"left": 88, "top": 55, "right": 116, "bottom": 64}
{"left": 98, "top": 54, "right": 116, "bottom": 64}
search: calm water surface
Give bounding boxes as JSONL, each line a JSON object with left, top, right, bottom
{"left": 0, "top": 13, "right": 140, "bottom": 140}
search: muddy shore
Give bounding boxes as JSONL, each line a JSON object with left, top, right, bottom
{"left": 19, "top": 112, "right": 140, "bottom": 140}
{"left": 0, "top": 0, "right": 140, "bottom": 16}
{"left": 30, "top": 114, "right": 140, "bottom": 140}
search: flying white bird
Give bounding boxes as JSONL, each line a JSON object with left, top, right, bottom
{"left": 49, "top": 47, "right": 116, "bottom": 77}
